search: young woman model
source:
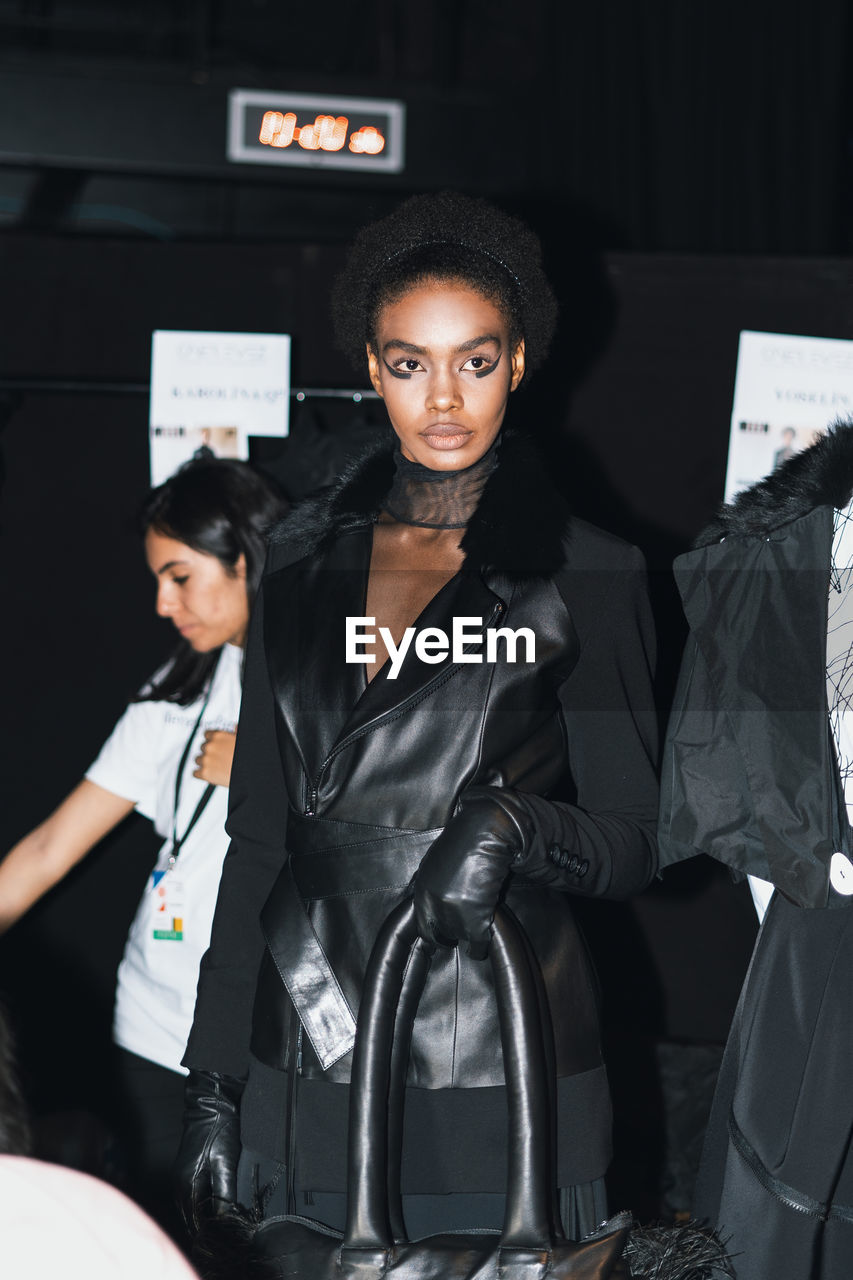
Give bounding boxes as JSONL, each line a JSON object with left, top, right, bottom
{"left": 178, "top": 193, "right": 660, "bottom": 1244}
{"left": 0, "top": 457, "right": 284, "bottom": 1223}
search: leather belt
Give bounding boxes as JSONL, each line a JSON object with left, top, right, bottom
{"left": 259, "top": 812, "right": 442, "bottom": 1072}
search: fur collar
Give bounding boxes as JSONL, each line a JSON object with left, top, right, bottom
{"left": 272, "top": 429, "right": 570, "bottom": 581}
{"left": 697, "top": 419, "right": 853, "bottom": 546}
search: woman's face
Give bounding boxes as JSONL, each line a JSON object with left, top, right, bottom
{"left": 144, "top": 530, "right": 249, "bottom": 651}
{"left": 367, "top": 280, "right": 525, "bottom": 470}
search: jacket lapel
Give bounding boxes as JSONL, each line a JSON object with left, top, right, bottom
{"left": 266, "top": 529, "right": 509, "bottom": 771}
{"left": 262, "top": 427, "right": 568, "bottom": 771}
{"left": 340, "top": 570, "right": 509, "bottom": 740}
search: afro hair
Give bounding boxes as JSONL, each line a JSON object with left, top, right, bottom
{"left": 332, "top": 191, "right": 558, "bottom": 383}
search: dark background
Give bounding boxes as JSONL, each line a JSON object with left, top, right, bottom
{"left": 2, "top": 0, "right": 852, "bottom": 1214}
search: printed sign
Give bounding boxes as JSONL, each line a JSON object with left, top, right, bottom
{"left": 149, "top": 329, "right": 290, "bottom": 485}
{"left": 725, "top": 330, "right": 853, "bottom": 502}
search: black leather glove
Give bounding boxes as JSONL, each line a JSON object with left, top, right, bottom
{"left": 174, "top": 1069, "right": 245, "bottom": 1236}
{"left": 414, "top": 783, "right": 653, "bottom": 958}
{"left": 413, "top": 787, "right": 534, "bottom": 960}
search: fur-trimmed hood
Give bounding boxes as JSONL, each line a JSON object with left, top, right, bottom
{"left": 271, "top": 429, "right": 570, "bottom": 581}
{"left": 697, "top": 419, "right": 853, "bottom": 546}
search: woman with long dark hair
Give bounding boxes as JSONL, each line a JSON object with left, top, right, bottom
{"left": 0, "top": 456, "right": 284, "bottom": 1224}
{"left": 177, "top": 193, "right": 659, "bottom": 1245}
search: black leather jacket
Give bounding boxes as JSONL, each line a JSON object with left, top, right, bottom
{"left": 660, "top": 423, "right": 853, "bottom": 908}
{"left": 184, "top": 433, "right": 659, "bottom": 1194}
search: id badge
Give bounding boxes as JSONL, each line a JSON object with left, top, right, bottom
{"left": 150, "top": 869, "right": 185, "bottom": 941}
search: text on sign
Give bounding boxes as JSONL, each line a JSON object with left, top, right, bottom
{"left": 259, "top": 112, "right": 386, "bottom": 155}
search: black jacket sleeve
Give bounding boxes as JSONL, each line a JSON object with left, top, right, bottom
{"left": 657, "top": 631, "right": 769, "bottom": 880}
{"left": 414, "top": 538, "right": 660, "bottom": 915}
{"left": 513, "top": 540, "right": 659, "bottom": 899}
{"left": 183, "top": 577, "right": 290, "bottom": 1076}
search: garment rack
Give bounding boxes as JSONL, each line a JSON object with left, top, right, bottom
{"left": 0, "top": 377, "right": 379, "bottom": 401}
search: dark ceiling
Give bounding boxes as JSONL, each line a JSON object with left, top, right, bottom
{"left": 0, "top": 0, "right": 851, "bottom": 252}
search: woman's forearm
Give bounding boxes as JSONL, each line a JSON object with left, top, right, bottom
{"left": 0, "top": 779, "right": 134, "bottom": 933}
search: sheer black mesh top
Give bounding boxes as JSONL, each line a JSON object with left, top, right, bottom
{"left": 380, "top": 440, "right": 499, "bottom": 529}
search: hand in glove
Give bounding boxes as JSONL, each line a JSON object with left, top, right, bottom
{"left": 413, "top": 787, "right": 534, "bottom": 960}
{"left": 174, "top": 1069, "right": 245, "bottom": 1237}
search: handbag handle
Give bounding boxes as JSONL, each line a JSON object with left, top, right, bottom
{"left": 342, "top": 899, "right": 561, "bottom": 1255}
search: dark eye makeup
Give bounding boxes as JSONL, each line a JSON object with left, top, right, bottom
{"left": 383, "top": 357, "right": 415, "bottom": 380}
{"left": 473, "top": 351, "right": 502, "bottom": 379}
{"left": 383, "top": 347, "right": 503, "bottom": 381}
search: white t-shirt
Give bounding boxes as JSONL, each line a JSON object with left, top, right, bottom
{"left": 85, "top": 643, "right": 242, "bottom": 1073}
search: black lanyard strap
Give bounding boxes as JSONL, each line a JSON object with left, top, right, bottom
{"left": 170, "top": 685, "right": 216, "bottom": 865}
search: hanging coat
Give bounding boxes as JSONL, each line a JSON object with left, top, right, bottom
{"left": 658, "top": 421, "right": 853, "bottom": 1277}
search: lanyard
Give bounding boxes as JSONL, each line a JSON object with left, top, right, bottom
{"left": 169, "top": 684, "right": 216, "bottom": 868}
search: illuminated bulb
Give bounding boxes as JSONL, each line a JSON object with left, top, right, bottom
{"left": 315, "top": 115, "right": 348, "bottom": 151}
{"left": 362, "top": 128, "right": 385, "bottom": 154}
{"left": 331, "top": 116, "right": 348, "bottom": 150}
{"left": 315, "top": 115, "right": 335, "bottom": 148}
{"left": 259, "top": 111, "right": 284, "bottom": 145}
{"left": 349, "top": 126, "right": 385, "bottom": 154}
{"left": 277, "top": 113, "right": 297, "bottom": 147}
{"left": 297, "top": 119, "right": 320, "bottom": 150}
{"left": 259, "top": 110, "right": 296, "bottom": 148}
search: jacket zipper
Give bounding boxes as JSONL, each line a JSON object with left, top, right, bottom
{"left": 302, "top": 598, "right": 504, "bottom": 817}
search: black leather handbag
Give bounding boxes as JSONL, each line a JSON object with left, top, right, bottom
{"left": 247, "top": 899, "right": 630, "bottom": 1279}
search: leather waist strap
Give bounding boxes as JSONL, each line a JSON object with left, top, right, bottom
{"left": 259, "top": 813, "right": 442, "bottom": 1072}
{"left": 287, "top": 812, "right": 443, "bottom": 898}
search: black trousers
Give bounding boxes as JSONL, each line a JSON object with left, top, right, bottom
{"left": 114, "top": 1046, "right": 186, "bottom": 1239}
{"left": 237, "top": 1147, "right": 608, "bottom": 1240}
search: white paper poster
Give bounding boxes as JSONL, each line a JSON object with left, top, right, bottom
{"left": 149, "top": 330, "right": 291, "bottom": 485}
{"left": 725, "top": 330, "right": 853, "bottom": 503}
